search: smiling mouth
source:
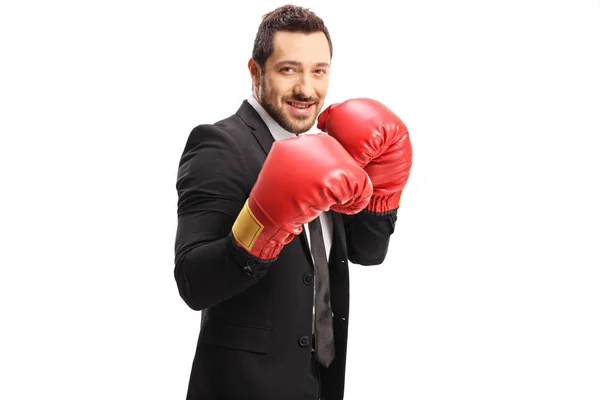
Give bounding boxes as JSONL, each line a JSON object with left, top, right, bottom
{"left": 287, "top": 101, "right": 315, "bottom": 109}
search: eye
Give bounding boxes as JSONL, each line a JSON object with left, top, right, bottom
{"left": 314, "top": 69, "right": 327, "bottom": 75}
{"left": 280, "top": 67, "right": 295, "bottom": 73}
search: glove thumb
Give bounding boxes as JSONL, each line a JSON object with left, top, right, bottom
{"left": 317, "top": 103, "right": 340, "bottom": 132}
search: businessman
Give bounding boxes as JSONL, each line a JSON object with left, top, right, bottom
{"left": 174, "top": 4, "right": 413, "bottom": 400}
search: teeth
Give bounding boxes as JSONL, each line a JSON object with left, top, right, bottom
{"left": 290, "top": 102, "right": 310, "bottom": 109}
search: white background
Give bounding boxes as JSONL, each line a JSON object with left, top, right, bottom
{"left": 1, "top": 0, "right": 599, "bottom": 399}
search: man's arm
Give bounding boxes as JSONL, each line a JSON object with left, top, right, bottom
{"left": 342, "top": 209, "right": 398, "bottom": 266}
{"left": 174, "top": 124, "right": 272, "bottom": 311}
{"left": 175, "top": 129, "right": 374, "bottom": 311}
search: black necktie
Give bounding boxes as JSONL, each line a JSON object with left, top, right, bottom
{"left": 308, "top": 216, "right": 335, "bottom": 367}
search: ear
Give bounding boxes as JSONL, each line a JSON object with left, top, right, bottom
{"left": 248, "top": 58, "right": 261, "bottom": 89}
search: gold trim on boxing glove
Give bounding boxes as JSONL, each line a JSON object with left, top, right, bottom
{"left": 232, "top": 200, "right": 264, "bottom": 251}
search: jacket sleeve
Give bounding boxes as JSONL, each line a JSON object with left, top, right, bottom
{"left": 174, "top": 124, "right": 273, "bottom": 311}
{"left": 342, "top": 209, "right": 398, "bottom": 266}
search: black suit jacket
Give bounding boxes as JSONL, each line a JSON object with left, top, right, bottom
{"left": 174, "top": 101, "right": 398, "bottom": 400}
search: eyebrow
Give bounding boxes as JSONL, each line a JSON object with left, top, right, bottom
{"left": 274, "top": 60, "right": 330, "bottom": 68}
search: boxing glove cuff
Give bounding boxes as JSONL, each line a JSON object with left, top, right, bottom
{"left": 367, "top": 191, "right": 402, "bottom": 214}
{"left": 232, "top": 199, "right": 293, "bottom": 260}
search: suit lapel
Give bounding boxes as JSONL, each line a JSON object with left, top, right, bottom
{"left": 328, "top": 212, "right": 345, "bottom": 264}
{"left": 235, "top": 100, "right": 275, "bottom": 155}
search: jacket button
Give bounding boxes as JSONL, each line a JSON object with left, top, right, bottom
{"left": 302, "top": 274, "right": 313, "bottom": 285}
{"left": 242, "top": 265, "right": 253, "bottom": 276}
{"left": 298, "top": 335, "right": 310, "bottom": 347}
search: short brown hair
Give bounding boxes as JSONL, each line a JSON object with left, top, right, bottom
{"left": 251, "top": 4, "right": 333, "bottom": 69}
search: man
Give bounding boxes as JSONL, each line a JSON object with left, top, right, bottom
{"left": 174, "top": 5, "right": 412, "bottom": 400}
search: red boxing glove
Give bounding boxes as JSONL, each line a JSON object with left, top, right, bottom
{"left": 232, "top": 133, "right": 373, "bottom": 260}
{"left": 317, "top": 98, "right": 413, "bottom": 213}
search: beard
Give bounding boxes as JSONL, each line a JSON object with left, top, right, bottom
{"left": 259, "top": 77, "right": 322, "bottom": 134}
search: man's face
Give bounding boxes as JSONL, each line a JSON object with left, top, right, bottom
{"left": 250, "top": 31, "right": 331, "bottom": 134}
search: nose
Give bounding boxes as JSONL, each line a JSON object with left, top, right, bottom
{"left": 293, "top": 72, "right": 315, "bottom": 99}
